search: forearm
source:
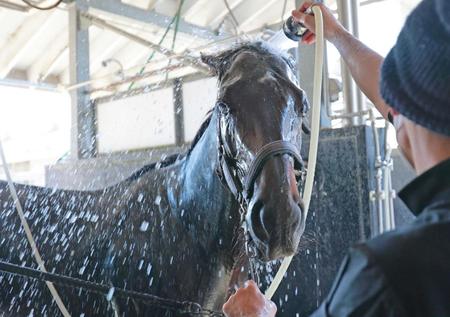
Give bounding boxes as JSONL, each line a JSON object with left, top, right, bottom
{"left": 331, "top": 29, "right": 391, "bottom": 119}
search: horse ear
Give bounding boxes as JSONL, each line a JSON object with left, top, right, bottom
{"left": 201, "top": 53, "right": 221, "bottom": 75}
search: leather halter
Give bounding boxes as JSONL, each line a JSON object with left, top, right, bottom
{"left": 216, "top": 102, "right": 305, "bottom": 208}
{"left": 215, "top": 101, "right": 305, "bottom": 297}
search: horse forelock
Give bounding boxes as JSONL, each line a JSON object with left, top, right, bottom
{"left": 202, "top": 41, "right": 297, "bottom": 81}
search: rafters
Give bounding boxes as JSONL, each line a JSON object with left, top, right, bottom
{"left": 0, "top": 11, "right": 53, "bottom": 78}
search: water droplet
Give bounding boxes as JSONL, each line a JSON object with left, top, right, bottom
{"left": 139, "top": 221, "right": 149, "bottom": 232}
{"left": 69, "top": 215, "right": 77, "bottom": 224}
{"left": 106, "top": 287, "right": 115, "bottom": 301}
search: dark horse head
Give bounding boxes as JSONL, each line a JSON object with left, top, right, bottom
{"left": 202, "top": 42, "right": 310, "bottom": 260}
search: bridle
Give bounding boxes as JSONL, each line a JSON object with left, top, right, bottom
{"left": 215, "top": 101, "right": 305, "bottom": 289}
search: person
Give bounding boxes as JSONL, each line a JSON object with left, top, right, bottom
{"left": 222, "top": 0, "right": 450, "bottom": 316}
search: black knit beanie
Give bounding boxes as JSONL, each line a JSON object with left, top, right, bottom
{"left": 380, "top": 0, "right": 450, "bottom": 136}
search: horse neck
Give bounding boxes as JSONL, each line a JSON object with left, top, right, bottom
{"left": 182, "top": 112, "right": 229, "bottom": 211}
{"left": 177, "top": 111, "right": 242, "bottom": 307}
{"left": 179, "top": 111, "right": 239, "bottom": 253}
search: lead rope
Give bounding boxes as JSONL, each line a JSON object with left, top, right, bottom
{"left": 0, "top": 140, "right": 71, "bottom": 317}
{"left": 265, "top": 5, "right": 324, "bottom": 300}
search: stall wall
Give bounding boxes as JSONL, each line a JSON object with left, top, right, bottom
{"left": 96, "top": 87, "right": 175, "bottom": 153}
{"left": 96, "top": 77, "right": 218, "bottom": 153}
{"left": 183, "top": 77, "right": 217, "bottom": 142}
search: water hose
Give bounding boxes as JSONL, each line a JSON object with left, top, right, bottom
{"left": 0, "top": 140, "right": 71, "bottom": 317}
{"left": 265, "top": 5, "right": 324, "bottom": 300}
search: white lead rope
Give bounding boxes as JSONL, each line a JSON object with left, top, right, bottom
{"left": 265, "top": 5, "right": 324, "bottom": 300}
{"left": 0, "top": 140, "right": 71, "bottom": 317}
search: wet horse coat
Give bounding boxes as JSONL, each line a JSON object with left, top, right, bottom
{"left": 0, "top": 42, "right": 308, "bottom": 316}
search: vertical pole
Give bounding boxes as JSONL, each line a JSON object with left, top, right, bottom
{"left": 173, "top": 78, "right": 185, "bottom": 146}
{"left": 350, "top": 0, "right": 366, "bottom": 125}
{"left": 336, "top": 0, "right": 365, "bottom": 126}
{"left": 69, "top": 1, "right": 96, "bottom": 160}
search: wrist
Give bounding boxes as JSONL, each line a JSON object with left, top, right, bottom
{"left": 328, "top": 24, "right": 349, "bottom": 44}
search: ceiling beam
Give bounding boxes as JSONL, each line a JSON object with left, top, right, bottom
{"left": 27, "top": 30, "right": 68, "bottom": 82}
{"left": 0, "top": 11, "right": 58, "bottom": 79}
{"left": 80, "top": 0, "right": 226, "bottom": 40}
{"left": 207, "top": 0, "right": 246, "bottom": 30}
{"left": 0, "top": 0, "right": 29, "bottom": 12}
{"left": 82, "top": 13, "right": 209, "bottom": 73}
{"left": 38, "top": 46, "right": 68, "bottom": 82}
{"left": 231, "top": 0, "right": 280, "bottom": 31}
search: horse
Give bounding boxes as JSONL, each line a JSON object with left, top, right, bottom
{"left": 0, "top": 41, "right": 309, "bottom": 316}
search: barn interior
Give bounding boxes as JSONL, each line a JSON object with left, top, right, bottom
{"left": 0, "top": 0, "right": 421, "bottom": 316}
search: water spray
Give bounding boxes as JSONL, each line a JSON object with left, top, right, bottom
{"left": 267, "top": 7, "right": 312, "bottom": 50}
{"left": 265, "top": 5, "right": 324, "bottom": 300}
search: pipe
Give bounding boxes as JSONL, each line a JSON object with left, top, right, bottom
{"left": 369, "top": 109, "right": 384, "bottom": 236}
{"left": 85, "top": 63, "right": 185, "bottom": 94}
{"left": 329, "top": 110, "right": 370, "bottom": 120}
{"left": 265, "top": 5, "right": 324, "bottom": 300}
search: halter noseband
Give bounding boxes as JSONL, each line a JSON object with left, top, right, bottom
{"left": 216, "top": 102, "right": 305, "bottom": 210}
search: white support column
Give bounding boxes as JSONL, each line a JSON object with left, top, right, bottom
{"left": 336, "top": 0, "right": 365, "bottom": 126}
{"left": 69, "top": 1, "right": 96, "bottom": 159}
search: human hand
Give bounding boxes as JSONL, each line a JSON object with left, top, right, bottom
{"left": 291, "top": 1, "right": 346, "bottom": 44}
{"left": 222, "top": 280, "right": 277, "bottom": 317}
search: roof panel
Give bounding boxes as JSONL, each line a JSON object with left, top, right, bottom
{"left": 0, "top": 0, "right": 296, "bottom": 90}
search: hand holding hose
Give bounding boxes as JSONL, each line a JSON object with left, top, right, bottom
{"left": 292, "top": 1, "right": 345, "bottom": 44}
{"left": 222, "top": 281, "right": 277, "bottom": 317}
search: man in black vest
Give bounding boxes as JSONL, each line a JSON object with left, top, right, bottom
{"left": 223, "top": 0, "right": 450, "bottom": 316}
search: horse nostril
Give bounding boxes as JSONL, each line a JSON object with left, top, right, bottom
{"left": 250, "top": 199, "right": 270, "bottom": 242}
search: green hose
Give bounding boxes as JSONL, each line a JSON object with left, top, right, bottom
{"left": 128, "top": 0, "right": 185, "bottom": 91}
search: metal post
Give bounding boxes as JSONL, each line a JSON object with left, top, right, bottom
{"left": 69, "top": 2, "right": 96, "bottom": 159}
{"left": 336, "top": 0, "right": 365, "bottom": 126}
{"left": 350, "top": 0, "right": 366, "bottom": 125}
{"left": 173, "top": 78, "right": 185, "bottom": 146}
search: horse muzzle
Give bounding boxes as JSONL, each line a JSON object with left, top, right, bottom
{"left": 245, "top": 154, "right": 305, "bottom": 261}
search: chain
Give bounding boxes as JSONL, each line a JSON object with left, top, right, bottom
{"left": 0, "top": 260, "right": 223, "bottom": 316}
{"left": 235, "top": 193, "right": 260, "bottom": 285}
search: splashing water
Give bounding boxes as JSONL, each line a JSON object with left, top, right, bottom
{"left": 106, "top": 288, "right": 115, "bottom": 301}
{"left": 267, "top": 30, "right": 298, "bottom": 51}
{"left": 139, "top": 221, "right": 149, "bottom": 232}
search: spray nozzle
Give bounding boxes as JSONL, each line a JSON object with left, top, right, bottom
{"left": 283, "top": 7, "right": 313, "bottom": 41}
{"left": 283, "top": 16, "right": 308, "bottom": 41}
